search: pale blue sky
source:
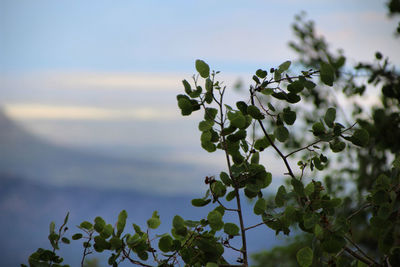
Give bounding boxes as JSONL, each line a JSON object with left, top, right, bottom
{"left": 1, "top": 0, "right": 396, "bottom": 73}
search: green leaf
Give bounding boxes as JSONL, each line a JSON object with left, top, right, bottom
{"left": 274, "top": 126, "right": 289, "bottom": 142}
{"left": 378, "top": 203, "right": 392, "bottom": 220}
{"left": 80, "top": 221, "right": 93, "bottom": 230}
{"left": 205, "top": 78, "right": 213, "bottom": 92}
{"left": 275, "top": 185, "right": 287, "bottom": 207}
{"left": 177, "top": 97, "right": 193, "bottom": 116}
{"left": 228, "top": 111, "right": 246, "bottom": 129}
{"left": 195, "top": 59, "right": 210, "bottom": 78}
{"left": 296, "top": 247, "right": 313, "bottom": 267}
{"left": 236, "top": 101, "right": 248, "bottom": 115}
{"left": 322, "top": 234, "right": 346, "bottom": 253}
{"left": 61, "top": 237, "right": 70, "bottom": 244}
{"left": 278, "top": 60, "right": 291, "bottom": 72}
{"left": 287, "top": 80, "right": 304, "bottom": 94}
{"left": 226, "top": 190, "right": 236, "bottom": 201}
{"left": 314, "top": 224, "right": 324, "bottom": 239}
{"left": 320, "top": 62, "right": 335, "bottom": 86}
{"left": 287, "top": 93, "right": 301, "bottom": 103}
{"left": 207, "top": 210, "right": 223, "bottom": 231}
{"left": 324, "top": 108, "right": 336, "bottom": 128}
{"left": 350, "top": 129, "right": 369, "bottom": 147}
{"left": 393, "top": 156, "right": 400, "bottom": 169}
{"left": 220, "top": 172, "right": 232, "bottom": 186}
{"left": 49, "top": 221, "right": 55, "bottom": 234}
{"left": 94, "top": 235, "right": 110, "bottom": 251}
{"left": 201, "top": 141, "right": 217, "bottom": 152}
{"left": 330, "top": 139, "right": 346, "bottom": 153}
{"left": 312, "top": 122, "right": 325, "bottom": 136}
{"left": 205, "top": 108, "right": 218, "bottom": 121}
{"left": 291, "top": 178, "right": 305, "bottom": 196}
{"left": 158, "top": 235, "right": 173, "bottom": 252}
{"left": 256, "top": 69, "right": 268, "bottom": 79}
{"left": 253, "top": 75, "right": 260, "bottom": 84}
{"left": 101, "top": 224, "right": 113, "bottom": 239}
{"left": 304, "top": 182, "right": 315, "bottom": 196}
{"left": 251, "top": 152, "right": 260, "bottom": 164}
{"left": 198, "top": 120, "right": 213, "bottom": 132}
{"left": 94, "top": 217, "right": 106, "bottom": 233}
{"left": 283, "top": 108, "right": 296, "bottom": 125}
{"left": 211, "top": 181, "right": 227, "bottom": 197}
{"left": 138, "top": 251, "right": 149, "bottom": 261}
{"left": 117, "top": 210, "right": 127, "bottom": 236}
{"left": 304, "top": 80, "right": 316, "bottom": 89}
{"left": 247, "top": 105, "right": 265, "bottom": 120}
{"left": 147, "top": 211, "right": 161, "bottom": 229}
{"left": 254, "top": 198, "right": 267, "bottom": 215}
{"left": 201, "top": 131, "right": 212, "bottom": 143}
{"left": 274, "top": 70, "right": 282, "bottom": 81}
{"left": 127, "top": 233, "right": 141, "bottom": 247}
{"left": 63, "top": 212, "right": 70, "bottom": 225}
{"left": 72, "top": 233, "right": 83, "bottom": 240}
{"left": 182, "top": 79, "right": 192, "bottom": 95}
{"left": 261, "top": 88, "right": 275, "bottom": 95}
{"left": 303, "top": 213, "right": 320, "bottom": 229}
{"left": 173, "top": 215, "right": 185, "bottom": 230}
{"left": 191, "top": 198, "right": 211, "bottom": 207}
{"left": 224, "top": 223, "right": 240, "bottom": 236}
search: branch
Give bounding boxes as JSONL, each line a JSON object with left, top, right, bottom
{"left": 255, "top": 70, "right": 320, "bottom": 89}
{"left": 346, "top": 203, "right": 372, "bottom": 221}
{"left": 344, "top": 235, "right": 379, "bottom": 265}
{"left": 285, "top": 122, "right": 357, "bottom": 158}
{"left": 244, "top": 221, "right": 268, "bottom": 231}
{"left": 80, "top": 232, "right": 93, "bottom": 267}
{"left": 344, "top": 246, "right": 375, "bottom": 266}
{"left": 218, "top": 89, "right": 248, "bottom": 266}
{"left": 146, "top": 230, "right": 159, "bottom": 264}
{"left": 122, "top": 248, "right": 153, "bottom": 267}
{"left": 209, "top": 184, "right": 239, "bottom": 212}
{"left": 250, "top": 91, "right": 296, "bottom": 179}
{"left": 166, "top": 230, "right": 196, "bottom": 263}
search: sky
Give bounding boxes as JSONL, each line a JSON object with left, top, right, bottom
{"left": 0, "top": 0, "right": 399, "bottom": 192}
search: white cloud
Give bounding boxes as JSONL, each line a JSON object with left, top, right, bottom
{"left": 1, "top": 71, "right": 186, "bottom": 92}
{"left": 3, "top": 103, "right": 181, "bottom": 121}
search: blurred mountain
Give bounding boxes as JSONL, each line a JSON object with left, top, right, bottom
{"left": 0, "top": 109, "right": 208, "bottom": 194}
{"left": 0, "top": 109, "right": 279, "bottom": 266}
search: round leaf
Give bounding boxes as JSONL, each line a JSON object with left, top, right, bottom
{"left": 320, "top": 62, "right": 335, "bottom": 86}
{"left": 224, "top": 223, "right": 240, "bottom": 236}
{"left": 158, "top": 235, "right": 173, "bottom": 253}
{"left": 274, "top": 126, "right": 289, "bottom": 142}
{"left": 195, "top": 59, "right": 210, "bottom": 78}
{"left": 254, "top": 198, "right": 267, "bottom": 215}
{"left": 296, "top": 247, "right": 313, "bottom": 267}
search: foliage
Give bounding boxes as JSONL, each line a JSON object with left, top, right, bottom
{"left": 24, "top": 4, "right": 400, "bottom": 267}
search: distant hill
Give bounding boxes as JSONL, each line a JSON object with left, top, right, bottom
{"left": 0, "top": 109, "right": 208, "bottom": 194}
{"left": 0, "top": 174, "right": 279, "bottom": 266}
{"left": 0, "top": 110, "right": 280, "bottom": 266}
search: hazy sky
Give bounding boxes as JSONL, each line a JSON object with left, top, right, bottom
{"left": 1, "top": 0, "right": 399, "bottom": 183}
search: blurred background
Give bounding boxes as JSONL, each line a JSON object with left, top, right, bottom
{"left": 1, "top": 0, "right": 399, "bottom": 266}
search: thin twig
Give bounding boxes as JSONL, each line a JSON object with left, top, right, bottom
{"left": 209, "top": 184, "right": 239, "bottom": 212}
{"left": 344, "top": 235, "right": 379, "bottom": 265}
{"left": 244, "top": 221, "right": 269, "bottom": 231}
{"left": 80, "top": 232, "right": 93, "bottom": 267}
{"left": 146, "top": 230, "right": 158, "bottom": 264}
{"left": 218, "top": 90, "right": 248, "bottom": 266}
{"left": 344, "top": 246, "right": 375, "bottom": 266}
{"left": 122, "top": 248, "right": 153, "bottom": 267}
{"left": 347, "top": 203, "right": 372, "bottom": 220}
